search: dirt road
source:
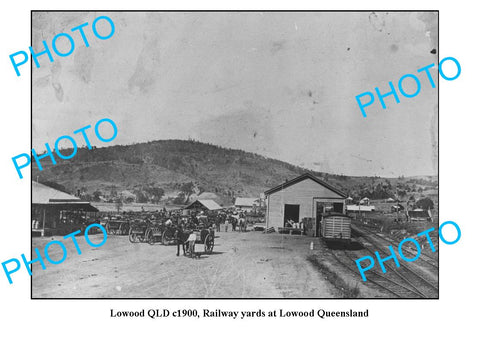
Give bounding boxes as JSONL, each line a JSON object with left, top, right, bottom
{"left": 32, "top": 231, "right": 337, "bottom": 298}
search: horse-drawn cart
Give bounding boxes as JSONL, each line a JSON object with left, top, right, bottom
{"left": 106, "top": 219, "right": 130, "bottom": 235}
{"left": 146, "top": 223, "right": 176, "bottom": 245}
{"left": 184, "top": 227, "right": 215, "bottom": 255}
{"left": 128, "top": 220, "right": 150, "bottom": 243}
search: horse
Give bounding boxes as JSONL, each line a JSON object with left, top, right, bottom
{"left": 174, "top": 227, "right": 189, "bottom": 256}
{"left": 238, "top": 217, "right": 246, "bottom": 232}
{"left": 175, "top": 227, "right": 199, "bottom": 258}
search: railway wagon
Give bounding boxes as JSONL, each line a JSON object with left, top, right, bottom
{"left": 321, "top": 213, "right": 351, "bottom": 243}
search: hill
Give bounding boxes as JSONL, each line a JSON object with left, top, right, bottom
{"left": 31, "top": 139, "right": 438, "bottom": 206}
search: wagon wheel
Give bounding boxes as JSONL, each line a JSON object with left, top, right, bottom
{"left": 200, "top": 229, "right": 209, "bottom": 243}
{"left": 204, "top": 234, "right": 214, "bottom": 254}
{"left": 128, "top": 228, "right": 137, "bottom": 243}
{"left": 141, "top": 228, "right": 150, "bottom": 243}
{"left": 146, "top": 229, "right": 155, "bottom": 245}
{"left": 162, "top": 229, "right": 173, "bottom": 245}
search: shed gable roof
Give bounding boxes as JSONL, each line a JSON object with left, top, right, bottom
{"left": 234, "top": 197, "right": 257, "bottom": 207}
{"left": 185, "top": 199, "right": 222, "bottom": 211}
{"left": 264, "top": 173, "right": 347, "bottom": 198}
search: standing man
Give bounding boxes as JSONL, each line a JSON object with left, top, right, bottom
{"left": 175, "top": 223, "right": 184, "bottom": 257}
{"left": 215, "top": 213, "right": 222, "bottom": 232}
{"left": 187, "top": 232, "right": 197, "bottom": 258}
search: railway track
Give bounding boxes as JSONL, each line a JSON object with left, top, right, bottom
{"left": 353, "top": 223, "right": 439, "bottom": 270}
{"left": 331, "top": 250, "right": 426, "bottom": 298}
{"left": 352, "top": 224, "right": 439, "bottom": 277}
{"left": 350, "top": 224, "right": 438, "bottom": 298}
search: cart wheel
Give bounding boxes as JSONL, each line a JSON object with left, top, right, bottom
{"left": 161, "top": 230, "right": 168, "bottom": 245}
{"left": 204, "top": 234, "right": 214, "bottom": 254}
{"left": 147, "top": 229, "right": 155, "bottom": 245}
{"left": 162, "top": 229, "right": 175, "bottom": 246}
{"left": 128, "top": 228, "right": 137, "bottom": 243}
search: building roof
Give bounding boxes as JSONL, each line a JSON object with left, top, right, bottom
{"left": 38, "top": 201, "right": 99, "bottom": 212}
{"left": 346, "top": 205, "right": 376, "bottom": 212}
{"left": 32, "top": 182, "right": 98, "bottom": 212}
{"left": 264, "top": 173, "right": 347, "bottom": 198}
{"left": 33, "top": 181, "right": 82, "bottom": 204}
{"left": 185, "top": 199, "right": 222, "bottom": 211}
{"left": 234, "top": 197, "right": 257, "bottom": 207}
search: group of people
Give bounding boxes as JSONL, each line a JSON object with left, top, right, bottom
{"left": 169, "top": 210, "right": 248, "bottom": 233}
{"left": 121, "top": 207, "right": 249, "bottom": 229}
{"left": 171, "top": 220, "right": 198, "bottom": 258}
{"left": 213, "top": 211, "right": 247, "bottom": 232}
{"left": 165, "top": 210, "right": 248, "bottom": 258}
{"left": 115, "top": 208, "right": 250, "bottom": 258}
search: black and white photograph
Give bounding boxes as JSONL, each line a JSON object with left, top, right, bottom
{"left": 30, "top": 11, "right": 439, "bottom": 299}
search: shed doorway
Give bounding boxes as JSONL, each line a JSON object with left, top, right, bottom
{"left": 283, "top": 204, "right": 300, "bottom": 227}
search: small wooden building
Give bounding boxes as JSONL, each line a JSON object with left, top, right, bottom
{"left": 185, "top": 199, "right": 222, "bottom": 212}
{"left": 234, "top": 197, "right": 258, "bottom": 212}
{"left": 407, "top": 209, "right": 432, "bottom": 221}
{"left": 32, "top": 181, "right": 98, "bottom": 236}
{"left": 264, "top": 173, "right": 347, "bottom": 236}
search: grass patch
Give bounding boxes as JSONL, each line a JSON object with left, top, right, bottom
{"left": 307, "top": 255, "right": 360, "bottom": 298}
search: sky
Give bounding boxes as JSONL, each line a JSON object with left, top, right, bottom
{"left": 32, "top": 11, "right": 438, "bottom": 177}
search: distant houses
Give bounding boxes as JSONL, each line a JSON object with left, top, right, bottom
{"left": 346, "top": 205, "right": 376, "bottom": 212}
{"left": 407, "top": 209, "right": 432, "bottom": 221}
{"left": 185, "top": 199, "right": 222, "bottom": 212}
{"left": 359, "top": 197, "right": 370, "bottom": 205}
{"left": 347, "top": 196, "right": 376, "bottom": 213}
{"left": 234, "top": 197, "right": 258, "bottom": 212}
